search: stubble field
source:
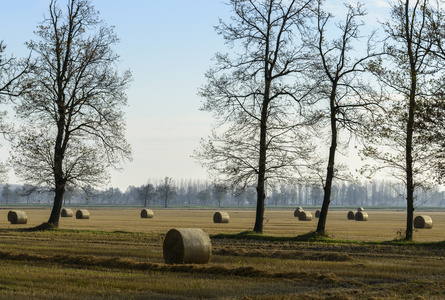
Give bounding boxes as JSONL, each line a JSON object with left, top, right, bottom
{"left": 0, "top": 207, "right": 444, "bottom": 299}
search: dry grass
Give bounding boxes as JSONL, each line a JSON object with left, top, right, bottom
{"left": 0, "top": 225, "right": 443, "bottom": 299}
{"left": 0, "top": 208, "right": 443, "bottom": 299}
{"left": 1, "top": 208, "right": 445, "bottom": 242}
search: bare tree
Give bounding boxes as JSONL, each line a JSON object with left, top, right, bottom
{"left": 1, "top": 183, "right": 11, "bottom": 205}
{"left": 11, "top": 0, "right": 131, "bottom": 228}
{"left": 305, "top": 1, "right": 382, "bottom": 236}
{"left": 16, "top": 184, "right": 38, "bottom": 204}
{"left": 362, "top": 0, "right": 444, "bottom": 240}
{"left": 195, "top": 0, "right": 316, "bottom": 234}
{"left": 212, "top": 183, "right": 227, "bottom": 208}
{"left": 197, "top": 188, "right": 212, "bottom": 206}
{"left": 157, "top": 177, "right": 176, "bottom": 208}
{"left": 139, "top": 183, "right": 156, "bottom": 207}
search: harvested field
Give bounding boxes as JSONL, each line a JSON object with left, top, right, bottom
{"left": 1, "top": 208, "right": 444, "bottom": 242}
{"left": 0, "top": 208, "right": 443, "bottom": 299}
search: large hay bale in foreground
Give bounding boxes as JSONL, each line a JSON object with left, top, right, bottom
{"left": 355, "top": 211, "right": 368, "bottom": 221}
{"left": 8, "top": 210, "right": 27, "bottom": 224}
{"left": 357, "top": 207, "right": 365, "bottom": 212}
{"left": 414, "top": 215, "right": 433, "bottom": 229}
{"left": 141, "top": 209, "right": 154, "bottom": 218}
{"left": 163, "top": 228, "right": 211, "bottom": 264}
{"left": 298, "top": 211, "right": 312, "bottom": 221}
{"left": 61, "top": 208, "right": 73, "bottom": 217}
{"left": 76, "top": 209, "right": 90, "bottom": 219}
{"left": 294, "top": 207, "right": 303, "bottom": 217}
{"left": 315, "top": 210, "right": 321, "bottom": 218}
{"left": 347, "top": 211, "right": 355, "bottom": 220}
{"left": 213, "top": 211, "right": 229, "bottom": 223}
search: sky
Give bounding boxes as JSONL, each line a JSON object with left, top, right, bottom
{"left": 0, "top": 1, "right": 391, "bottom": 191}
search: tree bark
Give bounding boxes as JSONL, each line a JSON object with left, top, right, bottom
{"left": 253, "top": 96, "right": 269, "bottom": 234}
{"left": 47, "top": 180, "right": 65, "bottom": 227}
{"left": 253, "top": 8, "right": 273, "bottom": 234}
{"left": 47, "top": 114, "right": 67, "bottom": 227}
{"left": 404, "top": 0, "right": 416, "bottom": 241}
{"left": 48, "top": 107, "right": 67, "bottom": 227}
{"left": 405, "top": 78, "right": 415, "bottom": 241}
{"left": 316, "top": 85, "right": 337, "bottom": 235}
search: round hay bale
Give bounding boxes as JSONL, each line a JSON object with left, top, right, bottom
{"left": 61, "top": 208, "right": 73, "bottom": 217}
{"left": 355, "top": 211, "right": 368, "bottom": 221}
{"left": 8, "top": 210, "right": 27, "bottom": 224}
{"left": 294, "top": 207, "right": 303, "bottom": 217}
{"left": 347, "top": 211, "right": 355, "bottom": 220}
{"left": 163, "top": 228, "right": 211, "bottom": 264}
{"left": 76, "top": 209, "right": 90, "bottom": 219}
{"left": 414, "top": 215, "right": 433, "bottom": 229}
{"left": 141, "top": 209, "right": 154, "bottom": 218}
{"left": 357, "top": 207, "right": 365, "bottom": 212}
{"left": 213, "top": 211, "right": 229, "bottom": 223}
{"left": 298, "top": 211, "right": 312, "bottom": 221}
{"left": 315, "top": 210, "right": 321, "bottom": 218}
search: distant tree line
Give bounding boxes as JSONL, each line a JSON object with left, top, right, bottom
{"left": 1, "top": 178, "right": 444, "bottom": 208}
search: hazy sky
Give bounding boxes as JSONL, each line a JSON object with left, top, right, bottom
{"left": 0, "top": 1, "right": 390, "bottom": 191}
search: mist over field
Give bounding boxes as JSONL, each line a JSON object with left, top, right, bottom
{"left": 1, "top": 179, "right": 444, "bottom": 208}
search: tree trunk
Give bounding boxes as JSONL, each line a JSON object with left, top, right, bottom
{"left": 405, "top": 79, "right": 416, "bottom": 241}
{"left": 253, "top": 83, "right": 270, "bottom": 234}
{"left": 47, "top": 108, "right": 67, "bottom": 227}
{"left": 404, "top": 0, "right": 416, "bottom": 241}
{"left": 317, "top": 146, "right": 336, "bottom": 235}
{"left": 254, "top": 176, "right": 266, "bottom": 233}
{"left": 47, "top": 132, "right": 66, "bottom": 227}
{"left": 47, "top": 182, "right": 65, "bottom": 227}
{"left": 316, "top": 86, "right": 337, "bottom": 235}
{"left": 253, "top": 16, "right": 273, "bottom": 234}
{"left": 46, "top": 17, "right": 70, "bottom": 228}
{"left": 253, "top": 110, "right": 268, "bottom": 234}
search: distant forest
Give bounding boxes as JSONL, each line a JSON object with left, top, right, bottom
{"left": 1, "top": 178, "right": 444, "bottom": 208}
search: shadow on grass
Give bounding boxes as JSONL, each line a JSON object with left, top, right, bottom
{"left": 211, "top": 230, "right": 330, "bottom": 242}
{"left": 211, "top": 230, "right": 445, "bottom": 249}
{"left": 19, "top": 222, "right": 57, "bottom": 232}
{"left": 6, "top": 225, "right": 445, "bottom": 249}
